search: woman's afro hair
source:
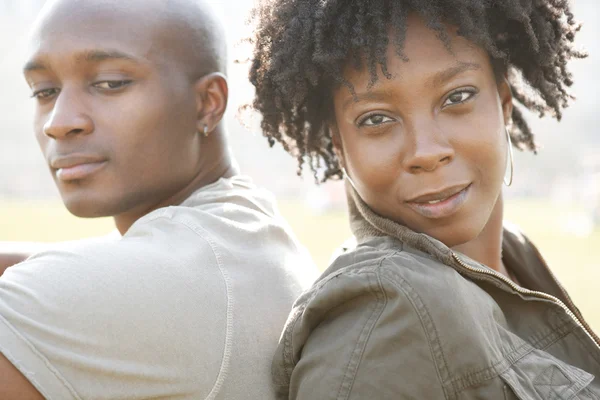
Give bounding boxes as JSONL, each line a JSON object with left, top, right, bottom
{"left": 249, "top": 0, "right": 585, "bottom": 181}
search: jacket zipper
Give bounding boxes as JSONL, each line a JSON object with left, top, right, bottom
{"left": 527, "top": 242, "right": 599, "bottom": 344}
{"left": 452, "top": 252, "right": 600, "bottom": 349}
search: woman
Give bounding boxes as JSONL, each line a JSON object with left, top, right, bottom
{"left": 249, "top": 0, "right": 600, "bottom": 399}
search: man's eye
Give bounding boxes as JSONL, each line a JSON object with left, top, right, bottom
{"left": 359, "top": 114, "right": 395, "bottom": 127}
{"left": 31, "top": 88, "right": 59, "bottom": 100}
{"left": 443, "top": 90, "right": 476, "bottom": 107}
{"left": 94, "top": 80, "right": 132, "bottom": 90}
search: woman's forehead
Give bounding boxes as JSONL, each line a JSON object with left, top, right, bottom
{"left": 337, "top": 18, "right": 492, "bottom": 96}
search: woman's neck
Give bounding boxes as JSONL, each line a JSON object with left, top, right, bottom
{"left": 452, "top": 194, "right": 509, "bottom": 277}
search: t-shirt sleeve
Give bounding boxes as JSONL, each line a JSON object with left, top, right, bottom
{"left": 0, "top": 216, "right": 228, "bottom": 400}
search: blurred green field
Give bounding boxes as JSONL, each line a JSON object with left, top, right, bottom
{"left": 0, "top": 198, "right": 598, "bottom": 331}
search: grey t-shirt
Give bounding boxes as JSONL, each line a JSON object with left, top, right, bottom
{"left": 0, "top": 176, "right": 317, "bottom": 399}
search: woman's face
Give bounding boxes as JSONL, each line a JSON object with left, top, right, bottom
{"left": 332, "top": 15, "right": 513, "bottom": 247}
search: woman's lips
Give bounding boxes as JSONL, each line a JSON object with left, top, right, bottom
{"left": 406, "top": 183, "right": 471, "bottom": 219}
{"left": 55, "top": 161, "right": 107, "bottom": 182}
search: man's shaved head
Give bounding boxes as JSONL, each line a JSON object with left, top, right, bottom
{"left": 32, "top": 0, "right": 228, "bottom": 79}
{"left": 23, "top": 0, "right": 234, "bottom": 232}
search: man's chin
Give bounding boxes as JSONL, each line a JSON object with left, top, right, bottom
{"left": 61, "top": 195, "right": 114, "bottom": 219}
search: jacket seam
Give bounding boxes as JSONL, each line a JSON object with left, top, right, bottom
{"left": 280, "top": 253, "right": 397, "bottom": 396}
{"left": 380, "top": 272, "right": 451, "bottom": 400}
{"left": 538, "top": 317, "right": 580, "bottom": 351}
{"left": 446, "top": 305, "right": 576, "bottom": 393}
{"left": 282, "top": 308, "right": 301, "bottom": 380}
{"left": 335, "top": 266, "right": 388, "bottom": 400}
{"left": 281, "top": 291, "right": 374, "bottom": 391}
{"left": 452, "top": 341, "right": 533, "bottom": 394}
{"left": 284, "top": 288, "right": 381, "bottom": 384}
{"left": 285, "top": 253, "right": 398, "bottom": 367}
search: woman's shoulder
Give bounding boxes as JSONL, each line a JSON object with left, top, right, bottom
{"left": 273, "top": 236, "right": 464, "bottom": 398}
{"left": 318, "top": 235, "right": 458, "bottom": 291}
{"left": 282, "top": 234, "right": 493, "bottom": 358}
{"left": 286, "top": 235, "right": 463, "bottom": 333}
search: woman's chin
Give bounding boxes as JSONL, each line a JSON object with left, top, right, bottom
{"left": 422, "top": 223, "right": 484, "bottom": 249}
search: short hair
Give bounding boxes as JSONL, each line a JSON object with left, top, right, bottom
{"left": 249, "top": 0, "right": 585, "bottom": 182}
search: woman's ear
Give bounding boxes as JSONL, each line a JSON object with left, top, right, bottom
{"left": 194, "top": 72, "right": 229, "bottom": 134}
{"left": 498, "top": 75, "right": 514, "bottom": 126}
{"left": 329, "top": 123, "right": 346, "bottom": 169}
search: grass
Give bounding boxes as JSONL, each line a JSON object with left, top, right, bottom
{"left": 1, "top": 198, "right": 598, "bottom": 331}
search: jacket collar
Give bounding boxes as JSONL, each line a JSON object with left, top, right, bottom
{"left": 346, "top": 180, "right": 455, "bottom": 266}
{"left": 345, "top": 181, "right": 570, "bottom": 302}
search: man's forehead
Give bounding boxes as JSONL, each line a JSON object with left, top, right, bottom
{"left": 27, "top": 0, "right": 227, "bottom": 77}
{"left": 36, "top": 0, "right": 163, "bottom": 20}
{"left": 31, "top": 1, "right": 159, "bottom": 47}
{"left": 26, "top": 2, "right": 176, "bottom": 68}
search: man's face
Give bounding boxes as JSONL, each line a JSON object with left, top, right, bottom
{"left": 23, "top": 4, "right": 204, "bottom": 219}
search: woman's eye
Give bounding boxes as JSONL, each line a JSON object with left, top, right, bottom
{"left": 359, "top": 114, "right": 395, "bottom": 127}
{"left": 31, "top": 88, "right": 59, "bottom": 100}
{"left": 94, "top": 80, "right": 132, "bottom": 90}
{"left": 443, "top": 90, "right": 476, "bottom": 107}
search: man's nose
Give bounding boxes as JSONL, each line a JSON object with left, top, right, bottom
{"left": 43, "top": 89, "right": 94, "bottom": 140}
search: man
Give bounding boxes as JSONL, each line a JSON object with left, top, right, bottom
{"left": 0, "top": 0, "right": 316, "bottom": 398}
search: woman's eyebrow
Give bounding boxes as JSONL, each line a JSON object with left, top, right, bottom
{"left": 341, "top": 61, "right": 481, "bottom": 111}
{"left": 430, "top": 62, "right": 481, "bottom": 87}
{"left": 342, "top": 88, "right": 395, "bottom": 111}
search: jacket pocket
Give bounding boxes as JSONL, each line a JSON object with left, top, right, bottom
{"left": 500, "top": 348, "right": 596, "bottom": 400}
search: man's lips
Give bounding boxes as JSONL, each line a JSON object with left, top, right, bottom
{"left": 50, "top": 155, "right": 107, "bottom": 182}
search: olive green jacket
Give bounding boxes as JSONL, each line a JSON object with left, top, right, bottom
{"left": 272, "top": 185, "right": 600, "bottom": 399}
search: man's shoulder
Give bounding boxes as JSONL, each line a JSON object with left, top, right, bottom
{"left": 132, "top": 175, "right": 285, "bottom": 241}
{"left": 11, "top": 216, "right": 219, "bottom": 286}
{"left": 129, "top": 177, "right": 313, "bottom": 271}
{"left": 179, "top": 175, "right": 278, "bottom": 218}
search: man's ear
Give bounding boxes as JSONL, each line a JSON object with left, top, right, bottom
{"left": 194, "top": 73, "right": 229, "bottom": 134}
{"left": 498, "top": 74, "right": 513, "bottom": 126}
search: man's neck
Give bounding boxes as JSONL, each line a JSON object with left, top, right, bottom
{"left": 113, "top": 128, "right": 239, "bottom": 234}
{"left": 452, "top": 194, "right": 508, "bottom": 277}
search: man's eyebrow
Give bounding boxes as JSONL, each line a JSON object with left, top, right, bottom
{"left": 430, "top": 62, "right": 481, "bottom": 87}
{"left": 23, "top": 60, "right": 47, "bottom": 73}
{"left": 23, "top": 49, "right": 144, "bottom": 73}
{"left": 78, "top": 49, "right": 143, "bottom": 64}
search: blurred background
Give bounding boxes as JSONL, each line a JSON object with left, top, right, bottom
{"left": 0, "top": 1, "right": 598, "bottom": 328}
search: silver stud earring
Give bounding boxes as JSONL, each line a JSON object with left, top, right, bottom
{"left": 504, "top": 126, "right": 514, "bottom": 187}
{"left": 203, "top": 125, "right": 209, "bottom": 137}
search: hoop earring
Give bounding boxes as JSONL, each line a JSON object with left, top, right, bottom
{"left": 341, "top": 167, "right": 358, "bottom": 191}
{"left": 504, "top": 127, "right": 514, "bottom": 187}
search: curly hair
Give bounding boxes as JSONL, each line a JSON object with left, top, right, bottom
{"left": 249, "top": 0, "right": 585, "bottom": 182}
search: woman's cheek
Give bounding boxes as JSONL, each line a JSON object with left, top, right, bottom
{"left": 349, "top": 136, "right": 402, "bottom": 190}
